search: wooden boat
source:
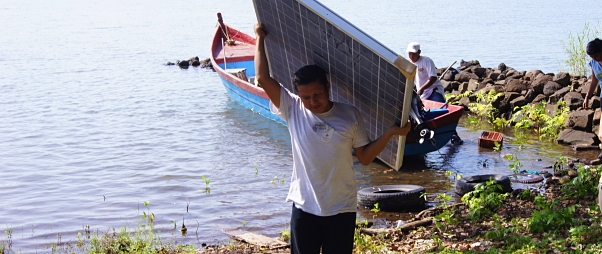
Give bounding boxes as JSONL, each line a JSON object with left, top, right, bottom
{"left": 210, "top": 13, "right": 463, "bottom": 167}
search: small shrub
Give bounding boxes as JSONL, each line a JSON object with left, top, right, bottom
{"left": 467, "top": 90, "right": 503, "bottom": 124}
{"left": 561, "top": 21, "right": 602, "bottom": 76}
{"left": 562, "top": 164, "right": 602, "bottom": 199}
{"left": 461, "top": 179, "right": 510, "bottom": 220}
{"left": 528, "top": 195, "right": 576, "bottom": 234}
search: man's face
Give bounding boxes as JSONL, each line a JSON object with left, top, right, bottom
{"left": 591, "top": 52, "right": 602, "bottom": 64}
{"left": 408, "top": 52, "right": 420, "bottom": 63}
{"left": 297, "top": 81, "right": 332, "bottom": 114}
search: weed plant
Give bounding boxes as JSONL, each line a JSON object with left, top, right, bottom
{"left": 467, "top": 90, "right": 503, "bottom": 125}
{"left": 561, "top": 21, "right": 602, "bottom": 76}
{"left": 562, "top": 163, "right": 602, "bottom": 198}
{"left": 460, "top": 179, "right": 510, "bottom": 220}
{"left": 513, "top": 100, "right": 569, "bottom": 140}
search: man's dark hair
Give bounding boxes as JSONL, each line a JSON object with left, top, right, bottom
{"left": 586, "top": 38, "right": 602, "bottom": 56}
{"left": 292, "top": 65, "right": 328, "bottom": 91}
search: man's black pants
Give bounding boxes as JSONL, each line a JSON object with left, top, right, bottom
{"left": 290, "top": 205, "right": 356, "bottom": 254}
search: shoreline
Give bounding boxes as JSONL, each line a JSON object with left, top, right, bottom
{"left": 440, "top": 59, "right": 601, "bottom": 154}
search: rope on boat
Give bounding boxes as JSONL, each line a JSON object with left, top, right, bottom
{"left": 217, "top": 21, "right": 235, "bottom": 46}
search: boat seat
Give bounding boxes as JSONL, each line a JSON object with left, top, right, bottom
{"left": 227, "top": 68, "right": 248, "bottom": 82}
{"left": 248, "top": 76, "right": 261, "bottom": 87}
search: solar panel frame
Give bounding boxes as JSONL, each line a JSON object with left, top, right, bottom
{"left": 252, "top": 0, "right": 416, "bottom": 169}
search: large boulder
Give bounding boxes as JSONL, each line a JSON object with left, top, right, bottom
{"left": 553, "top": 72, "right": 571, "bottom": 87}
{"left": 524, "top": 89, "right": 538, "bottom": 103}
{"left": 468, "top": 66, "right": 487, "bottom": 78}
{"left": 525, "top": 70, "right": 544, "bottom": 81}
{"left": 548, "top": 87, "right": 571, "bottom": 103}
{"left": 532, "top": 94, "right": 548, "bottom": 103}
{"left": 498, "top": 92, "right": 521, "bottom": 113}
{"left": 467, "top": 79, "right": 480, "bottom": 92}
{"left": 449, "top": 81, "right": 461, "bottom": 91}
{"left": 488, "top": 70, "right": 502, "bottom": 81}
{"left": 578, "top": 80, "right": 601, "bottom": 98}
{"left": 564, "top": 109, "right": 594, "bottom": 131}
{"left": 455, "top": 71, "right": 479, "bottom": 83}
{"left": 505, "top": 79, "right": 529, "bottom": 93}
{"left": 556, "top": 129, "right": 598, "bottom": 146}
{"left": 481, "top": 78, "right": 494, "bottom": 86}
{"left": 510, "top": 96, "right": 528, "bottom": 109}
{"left": 563, "top": 92, "right": 584, "bottom": 111}
{"left": 480, "top": 84, "right": 506, "bottom": 94}
{"left": 505, "top": 69, "right": 523, "bottom": 79}
{"left": 531, "top": 75, "right": 553, "bottom": 94}
{"left": 543, "top": 81, "right": 562, "bottom": 96}
{"left": 498, "top": 63, "right": 507, "bottom": 72}
{"left": 458, "top": 82, "right": 469, "bottom": 94}
{"left": 459, "top": 59, "right": 481, "bottom": 70}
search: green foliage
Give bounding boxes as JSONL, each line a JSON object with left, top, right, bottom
{"left": 141, "top": 201, "right": 155, "bottom": 224}
{"left": 460, "top": 179, "right": 509, "bottom": 220}
{"left": 370, "top": 203, "right": 380, "bottom": 219}
{"left": 503, "top": 154, "right": 523, "bottom": 173}
{"left": 485, "top": 230, "right": 533, "bottom": 248}
{"left": 1, "top": 226, "right": 12, "bottom": 253}
{"left": 87, "top": 227, "right": 195, "bottom": 254}
{"left": 432, "top": 193, "right": 459, "bottom": 233}
{"left": 353, "top": 227, "right": 388, "bottom": 253}
{"left": 467, "top": 90, "right": 503, "bottom": 124}
{"left": 570, "top": 224, "right": 602, "bottom": 245}
{"left": 434, "top": 193, "right": 453, "bottom": 207}
{"left": 528, "top": 195, "right": 577, "bottom": 234}
{"left": 562, "top": 164, "right": 602, "bottom": 198}
{"left": 492, "top": 116, "right": 513, "bottom": 130}
{"left": 279, "top": 229, "right": 290, "bottom": 242}
{"left": 513, "top": 100, "right": 569, "bottom": 140}
{"left": 492, "top": 141, "right": 502, "bottom": 152}
{"left": 561, "top": 21, "right": 602, "bottom": 76}
{"left": 516, "top": 189, "right": 537, "bottom": 201}
{"left": 445, "top": 90, "right": 472, "bottom": 106}
{"left": 201, "top": 175, "right": 211, "bottom": 194}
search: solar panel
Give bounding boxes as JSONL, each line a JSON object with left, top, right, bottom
{"left": 252, "top": 0, "right": 415, "bottom": 169}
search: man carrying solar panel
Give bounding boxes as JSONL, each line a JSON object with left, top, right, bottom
{"left": 254, "top": 23, "right": 411, "bottom": 254}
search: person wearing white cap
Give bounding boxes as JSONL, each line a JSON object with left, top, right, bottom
{"left": 406, "top": 42, "right": 445, "bottom": 103}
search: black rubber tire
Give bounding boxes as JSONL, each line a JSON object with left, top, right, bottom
{"left": 357, "top": 185, "right": 425, "bottom": 212}
{"left": 455, "top": 174, "right": 512, "bottom": 197}
{"left": 509, "top": 173, "right": 544, "bottom": 184}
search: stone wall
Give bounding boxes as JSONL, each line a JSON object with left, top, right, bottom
{"left": 440, "top": 60, "right": 600, "bottom": 148}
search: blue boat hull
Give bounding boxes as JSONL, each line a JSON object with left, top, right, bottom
{"left": 218, "top": 75, "right": 286, "bottom": 125}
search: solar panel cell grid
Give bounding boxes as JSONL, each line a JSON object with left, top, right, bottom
{"left": 253, "top": 0, "right": 411, "bottom": 168}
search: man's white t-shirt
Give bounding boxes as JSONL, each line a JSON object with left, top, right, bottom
{"left": 270, "top": 86, "right": 370, "bottom": 216}
{"left": 414, "top": 55, "right": 444, "bottom": 100}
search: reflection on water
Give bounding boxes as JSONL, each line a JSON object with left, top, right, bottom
{"left": 2, "top": 0, "right": 602, "bottom": 251}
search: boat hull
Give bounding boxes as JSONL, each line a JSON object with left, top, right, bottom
{"left": 217, "top": 73, "right": 285, "bottom": 125}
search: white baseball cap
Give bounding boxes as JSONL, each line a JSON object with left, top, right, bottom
{"left": 406, "top": 42, "right": 420, "bottom": 53}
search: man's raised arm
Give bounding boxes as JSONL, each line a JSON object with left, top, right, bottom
{"left": 254, "top": 23, "right": 282, "bottom": 108}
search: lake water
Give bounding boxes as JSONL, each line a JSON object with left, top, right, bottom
{"left": 1, "top": 0, "right": 601, "bottom": 252}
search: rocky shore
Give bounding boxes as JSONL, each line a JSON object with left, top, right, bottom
{"left": 440, "top": 60, "right": 601, "bottom": 151}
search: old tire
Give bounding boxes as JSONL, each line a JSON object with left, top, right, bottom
{"left": 509, "top": 173, "right": 544, "bottom": 184}
{"left": 358, "top": 185, "right": 425, "bottom": 212}
{"left": 455, "top": 174, "right": 512, "bottom": 197}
